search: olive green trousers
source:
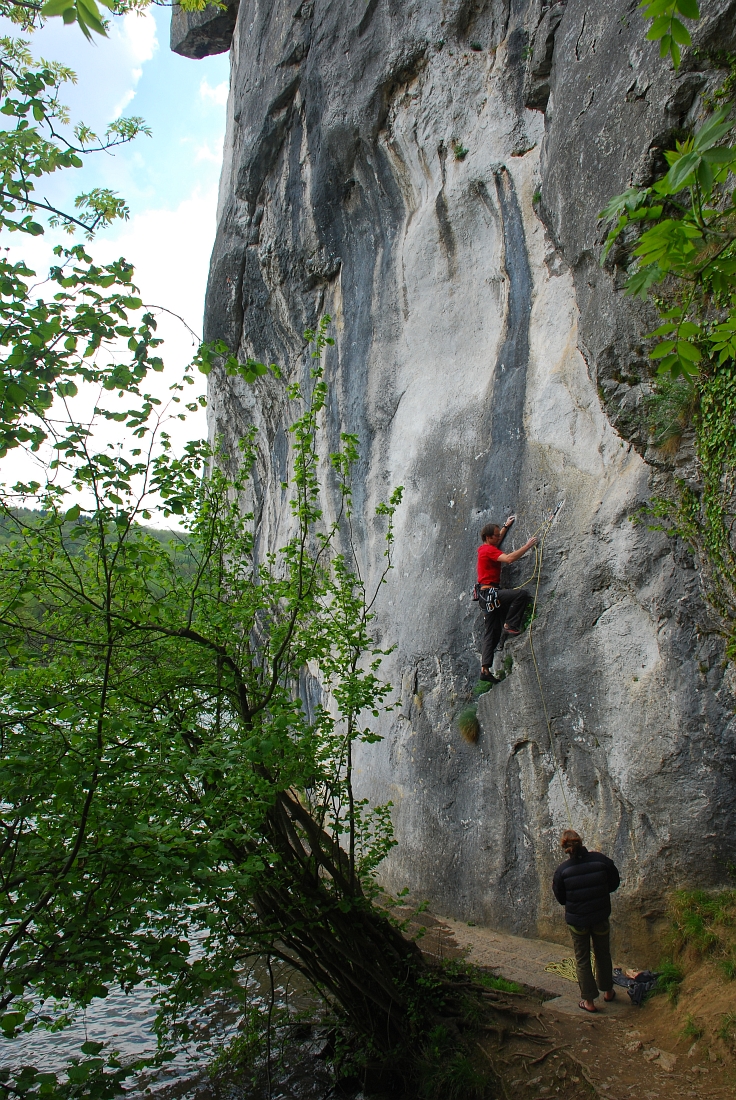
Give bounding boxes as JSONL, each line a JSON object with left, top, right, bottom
{"left": 569, "top": 920, "right": 613, "bottom": 1002}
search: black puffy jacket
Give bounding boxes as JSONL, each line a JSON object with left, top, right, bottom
{"left": 552, "top": 848, "right": 620, "bottom": 927}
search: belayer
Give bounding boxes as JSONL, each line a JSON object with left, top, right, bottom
{"left": 476, "top": 515, "right": 537, "bottom": 683}
{"left": 552, "top": 829, "right": 621, "bottom": 1013}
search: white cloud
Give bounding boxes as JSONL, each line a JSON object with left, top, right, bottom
{"left": 200, "top": 78, "right": 229, "bottom": 106}
{"left": 0, "top": 9, "right": 160, "bottom": 131}
{"left": 3, "top": 185, "right": 217, "bottom": 486}
{"left": 112, "top": 88, "right": 136, "bottom": 118}
{"left": 194, "top": 142, "right": 223, "bottom": 164}
{"left": 89, "top": 186, "right": 217, "bottom": 437}
{"left": 120, "top": 9, "right": 158, "bottom": 66}
{"left": 109, "top": 14, "right": 157, "bottom": 118}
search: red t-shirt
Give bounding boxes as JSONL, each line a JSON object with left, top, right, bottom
{"left": 477, "top": 543, "right": 503, "bottom": 586}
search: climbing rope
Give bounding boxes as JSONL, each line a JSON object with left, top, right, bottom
{"left": 513, "top": 502, "right": 574, "bottom": 827}
{"left": 544, "top": 954, "right": 595, "bottom": 982}
{"left": 512, "top": 502, "right": 563, "bottom": 591}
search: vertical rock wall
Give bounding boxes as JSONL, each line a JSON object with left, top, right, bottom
{"left": 178, "top": 0, "right": 736, "bottom": 952}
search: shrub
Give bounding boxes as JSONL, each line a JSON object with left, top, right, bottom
{"left": 457, "top": 705, "right": 480, "bottom": 743}
{"left": 418, "top": 1026, "right": 486, "bottom": 1100}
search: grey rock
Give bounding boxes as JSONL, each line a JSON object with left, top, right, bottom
{"left": 170, "top": 0, "right": 239, "bottom": 59}
{"left": 184, "top": 0, "right": 736, "bottom": 953}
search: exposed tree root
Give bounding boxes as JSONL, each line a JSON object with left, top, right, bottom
{"left": 563, "top": 1051, "right": 610, "bottom": 1098}
{"left": 514, "top": 1043, "right": 570, "bottom": 1064}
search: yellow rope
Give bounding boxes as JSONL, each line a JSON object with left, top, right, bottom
{"left": 517, "top": 506, "right": 574, "bottom": 827}
{"left": 544, "top": 954, "right": 595, "bottom": 983}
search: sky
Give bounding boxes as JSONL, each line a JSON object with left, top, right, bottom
{"left": 2, "top": 4, "right": 230, "bottom": 489}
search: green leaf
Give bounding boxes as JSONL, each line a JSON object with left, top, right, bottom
{"left": 693, "top": 107, "right": 735, "bottom": 152}
{"left": 638, "top": 1, "right": 673, "bottom": 16}
{"left": 702, "top": 147, "right": 736, "bottom": 165}
{"left": 80, "top": 1040, "right": 104, "bottom": 1054}
{"left": 650, "top": 340, "right": 677, "bottom": 358}
{"left": 676, "top": 339, "right": 701, "bottom": 362}
{"left": 675, "top": 0, "right": 699, "bottom": 16}
{"left": 645, "top": 14, "right": 670, "bottom": 37}
{"left": 669, "top": 16, "right": 691, "bottom": 45}
{"left": 697, "top": 157, "right": 713, "bottom": 193}
{"left": 40, "top": 0, "right": 76, "bottom": 14}
{"left": 677, "top": 322, "right": 700, "bottom": 338}
{"left": 662, "top": 151, "right": 700, "bottom": 191}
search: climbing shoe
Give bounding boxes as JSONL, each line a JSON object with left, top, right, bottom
{"left": 503, "top": 624, "right": 521, "bottom": 635}
{"left": 479, "top": 671, "right": 498, "bottom": 683}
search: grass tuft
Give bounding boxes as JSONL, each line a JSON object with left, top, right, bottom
{"left": 718, "top": 1011, "right": 736, "bottom": 1045}
{"left": 668, "top": 888, "right": 736, "bottom": 958}
{"left": 682, "top": 1013, "right": 704, "bottom": 1040}
{"left": 654, "top": 958, "right": 685, "bottom": 1004}
{"left": 457, "top": 705, "right": 479, "bottom": 743}
{"left": 484, "top": 974, "right": 523, "bottom": 994}
{"left": 719, "top": 955, "right": 736, "bottom": 980}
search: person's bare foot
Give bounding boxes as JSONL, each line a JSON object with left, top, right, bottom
{"left": 603, "top": 989, "right": 616, "bottom": 1002}
{"left": 579, "top": 999, "right": 597, "bottom": 1013}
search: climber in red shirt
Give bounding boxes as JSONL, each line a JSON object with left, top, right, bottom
{"left": 477, "top": 516, "right": 537, "bottom": 683}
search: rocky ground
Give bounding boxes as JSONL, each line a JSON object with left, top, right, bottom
{"left": 417, "top": 911, "right": 736, "bottom": 1100}
{"left": 141, "top": 908, "right": 734, "bottom": 1099}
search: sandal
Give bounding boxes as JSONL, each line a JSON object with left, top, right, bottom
{"left": 579, "top": 1000, "right": 597, "bottom": 1013}
{"left": 603, "top": 990, "right": 616, "bottom": 1002}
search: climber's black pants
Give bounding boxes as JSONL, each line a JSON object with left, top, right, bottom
{"left": 480, "top": 588, "right": 532, "bottom": 668}
{"left": 569, "top": 920, "right": 613, "bottom": 1002}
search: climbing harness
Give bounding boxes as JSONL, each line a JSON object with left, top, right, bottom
{"left": 472, "top": 582, "right": 501, "bottom": 613}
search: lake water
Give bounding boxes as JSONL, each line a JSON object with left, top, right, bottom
{"left": 0, "top": 959, "right": 339, "bottom": 1099}
{"left": 1, "top": 979, "right": 226, "bottom": 1096}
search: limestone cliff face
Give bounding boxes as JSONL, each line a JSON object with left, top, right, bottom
{"left": 174, "top": 0, "right": 736, "bottom": 952}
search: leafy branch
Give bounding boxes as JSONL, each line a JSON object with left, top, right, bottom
{"left": 638, "top": 0, "right": 700, "bottom": 70}
{"left": 600, "top": 107, "right": 736, "bottom": 381}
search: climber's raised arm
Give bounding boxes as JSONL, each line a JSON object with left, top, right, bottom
{"left": 495, "top": 536, "right": 537, "bottom": 564}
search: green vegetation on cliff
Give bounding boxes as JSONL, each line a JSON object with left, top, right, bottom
{"left": 602, "top": 4, "right": 736, "bottom": 659}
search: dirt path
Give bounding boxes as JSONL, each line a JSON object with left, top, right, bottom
{"left": 410, "top": 911, "right": 735, "bottom": 1099}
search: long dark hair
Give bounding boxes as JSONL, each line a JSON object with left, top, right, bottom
{"left": 560, "top": 829, "right": 583, "bottom": 858}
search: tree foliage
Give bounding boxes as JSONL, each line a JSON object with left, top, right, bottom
{"left": 0, "top": 304, "right": 452, "bottom": 1095}
{"left": 601, "top": 16, "right": 736, "bottom": 656}
{"left": 0, "top": 1, "right": 160, "bottom": 466}
{"left": 638, "top": 0, "right": 700, "bottom": 70}
{"left": 600, "top": 108, "right": 736, "bottom": 381}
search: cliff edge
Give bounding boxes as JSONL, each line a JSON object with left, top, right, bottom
{"left": 174, "top": 0, "right": 736, "bottom": 954}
